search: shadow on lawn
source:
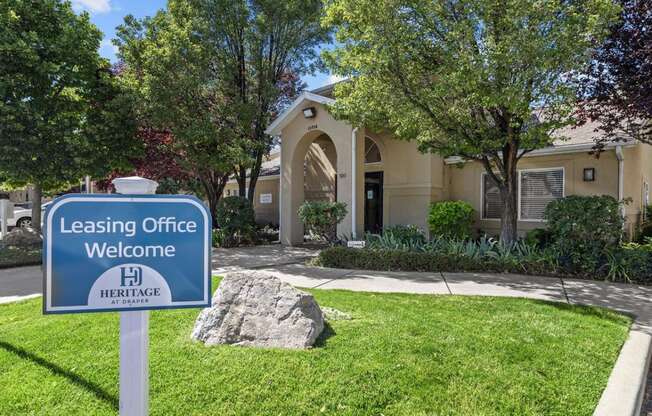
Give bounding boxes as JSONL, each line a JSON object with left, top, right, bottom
{"left": 0, "top": 341, "right": 118, "bottom": 411}
{"left": 526, "top": 298, "right": 634, "bottom": 325}
{"left": 314, "top": 322, "right": 336, "bottom": 348}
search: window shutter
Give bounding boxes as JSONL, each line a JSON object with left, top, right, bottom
{"left": 520, "top": 169, "right": 564, "bottom": 220}
{"left": 483, "top": 174, "right": 502, "bottom": 219}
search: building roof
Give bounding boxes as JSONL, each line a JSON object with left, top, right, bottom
{"left": 258, "top": 157, "right": 280, "bottom": 177}
{"left": 265, "top": 84, "right": 639, "bottom": 166}
{"left": 265, "top": 91, "right": 335, "bottom": 136}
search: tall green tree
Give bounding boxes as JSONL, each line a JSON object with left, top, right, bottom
{"left": 115, "top": 0, "right": 329, "bottom": 219}
{"left": 115, "top": 3, "right": 245, "bottom": 224}
{"left": 0, "top": 0, "right": 138, "bottom": 232}
{"left": 323, "top": 0, "right": 620, "bottom": 242}
{"left": 191, "top": 0, "right": 330, "bottom": 203}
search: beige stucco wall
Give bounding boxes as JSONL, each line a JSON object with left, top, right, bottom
{"left": 448, "top": 149, "right": 621, "bottom": 237}
{"left": 304, "top": 136, "right": 337, "bottom": 202}
{"left": 364, "top": 130, "right": 446, "bottom": 235}
{"left": 228, "top": 140, "right": 651, "bottom": 239}
{"left": 272, "top": 92, "right": 652, "bottom": 243}
{"left": 622, "top": 145, "right": 652, "bottom": 236}
{"left": 223, "top": 178, "right": 280, "bottom": 226}
{"left": 280, "top": 101, "right": 361, "bottom": 244}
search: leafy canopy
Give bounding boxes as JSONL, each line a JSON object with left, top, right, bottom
{"left": 0, "top": 0, "right": 138, "bottom": 192}
{"left": 322, "top": 0, "right": 619, "bottom": 242}
{"left": 115, "top": 2, "right": 245, "bottom": 178}
{"left": 323, "top": 0, "right": 620, "bottom": 160}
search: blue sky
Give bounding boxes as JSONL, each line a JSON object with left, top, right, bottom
{"left": 72, "top": 0, "right": 339, "bottom": 90}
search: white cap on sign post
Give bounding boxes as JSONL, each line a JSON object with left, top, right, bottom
{"left": 112, "top": 176, "right": 159, "bottom": 195}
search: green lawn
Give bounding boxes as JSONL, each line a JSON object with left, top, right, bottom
{"left": 0, "top": 278, "right": 630, "bottom": 415}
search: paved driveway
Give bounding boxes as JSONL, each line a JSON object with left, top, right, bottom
{"left": 0, "top": 266, "right": 42, "bottom": 303}
{"left": 0, "top": 245, "right": 319, "bottom": 302}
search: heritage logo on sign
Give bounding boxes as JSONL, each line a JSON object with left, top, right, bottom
{"left": 43, "top": 194, "right": 211, "bottom": 314}
{"left": 122, "top": 266, "right": 142, "bottom": 287}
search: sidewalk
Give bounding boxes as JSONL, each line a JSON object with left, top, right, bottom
{"left": 211, "top": 244, "right": 319, "bottom": 273}
{"left": 248, "top": 264, "right": 652, "bottom": 332}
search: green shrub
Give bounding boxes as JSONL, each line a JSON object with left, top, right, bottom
{"left": 365, "top": 225, "right": 426, "bottom": 250}
{"left": 428, "top": 201, "right": 475, "bottom": 240}
{"left": 212, "top": 228, "right": 227, "bottom": 248}
{"left": 215, "top": 196, "right": 256, "bottom": 247}
{"left": 383, "top": 225, "right": 425, "bottom": 243}
{"left": 317, "top": 243, "right": 651, "bottom": 285}
{"left": 602, "top": 245, "right": 652, "bottom": 284}
{"left": 298, "top": 201, "right": 347, "bottom": 244}
{"left": 544, "top": 195, "right": 623, "bottom": 273}
{"left": 524, "top": 228, "right": 553, "bottom": 249}
{"left": 638, "top": 222, "right": 652, "bottom": 242}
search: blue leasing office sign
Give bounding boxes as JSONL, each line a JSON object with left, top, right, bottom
{"left": 43, "top": 194, "right": 211, "bottom": 314}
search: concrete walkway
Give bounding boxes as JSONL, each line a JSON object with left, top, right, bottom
{"left": 0, "top": 245, "right": 320, "bottom": 302}
{"left": 251, "top": 264, "right": 652, "bottom": 333}
{"left": 211, "top": 244, "right": 319, "bottom": 273}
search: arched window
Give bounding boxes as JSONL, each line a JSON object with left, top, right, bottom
{"left": 365, "top": 137, "right": 381, "bottom": 164}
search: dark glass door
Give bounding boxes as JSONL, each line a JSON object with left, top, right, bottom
{"left": 364, "top": 172, "right": 383, "bottom": 233}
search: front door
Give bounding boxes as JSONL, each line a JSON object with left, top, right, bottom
{"left": 364, "top": 172, "right": 383, "bottom": 234}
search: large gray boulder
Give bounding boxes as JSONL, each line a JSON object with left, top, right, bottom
{"left": 191, "top": 272, "right": 324, "bottom": 349}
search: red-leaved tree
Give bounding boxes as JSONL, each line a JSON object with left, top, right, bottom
{"left": 578, "top": 0, "right": 652, "bottom": 149}
{"left": 97, "top": 128, "right": 198, "bottom": 195}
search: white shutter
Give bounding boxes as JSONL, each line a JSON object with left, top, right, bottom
{"left": 519, "top": 169, "right": 564, "bottom": 220}
{"left": 482, "top": 174, "right": 502, "bottom": 219}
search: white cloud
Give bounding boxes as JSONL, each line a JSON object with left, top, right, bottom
{"left": 71, "top": 0, "right": 112, "bottom": 14}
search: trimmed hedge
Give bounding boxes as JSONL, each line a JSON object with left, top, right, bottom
{"left": 0, "top": 246, "right": 42, "bottom": 269}
{"left": 318, "top": 246, "right": 544, "bottom": 274}
{"left": 317, "top": 246, "right": 652, "bottom": 285}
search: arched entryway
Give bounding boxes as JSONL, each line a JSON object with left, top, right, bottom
{"left": 281, "top": 128, "right": 353, "bottom": 245}
{"left": 304, "top": 134, "right": 337, "bottom": 203}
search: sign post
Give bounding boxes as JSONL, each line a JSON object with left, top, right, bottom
{"left": 0, "top": 197, "right": 13, "bottom": 239}
{"left": 43, "top": 176, "right": 211, "bottom": 416}
{"left": 113, "top": 177, "right": 157, "bottom": 416}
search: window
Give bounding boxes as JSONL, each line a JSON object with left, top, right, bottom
{"left": 482, "top": 174, "right": 503, "bottom": 220}
{"left": 364, "top": 137, "right": 381, "bottom": 164}
{"left": 519, "top": 169, "right": 564, "bottom": 221}
{"left": 481, "top": 168, "right": 564, "bottom": 221}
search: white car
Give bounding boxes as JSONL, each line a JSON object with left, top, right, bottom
{"left": 3, "top": 202, "right": 51, "bottom": 229}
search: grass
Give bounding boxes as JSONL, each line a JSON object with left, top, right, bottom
{"left": 0, "top": 277, "right": 630, "bottom": 415}
{"left": 0, "top": 245, "right": 41, "bottom": 268}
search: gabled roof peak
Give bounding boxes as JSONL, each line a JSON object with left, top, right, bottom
{"left": 265, "top": 91, "right": 335, "bottom": 136}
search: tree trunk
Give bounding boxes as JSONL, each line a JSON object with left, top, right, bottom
{"left": 236, "top": 167, "right": 247, "bottom": 198}
{"left": 499, "top": 173, "right": 518, "bottom": 244}
{"left": 31, "top": 184, "right": 42, "bottom": 234}
{"left": 247, "top": 150, "right": 263, "bottom": 205}
{"left": 199, "top": 172, "right": 229, "bottom": 228}
{"left": 499, "top": 143, "right": 519, "bottom": 244}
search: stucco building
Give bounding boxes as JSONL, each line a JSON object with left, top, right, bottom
{"left": 226, "top": 83, "right": 652, "bottom": 245}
